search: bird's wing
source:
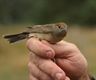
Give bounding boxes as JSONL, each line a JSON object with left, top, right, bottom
{"left": 26, "top": 24, "right": 54, "bottom": 33}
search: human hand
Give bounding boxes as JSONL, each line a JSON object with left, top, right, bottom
{"left": 27, "top": 38, "right": 90, "bottom": 80}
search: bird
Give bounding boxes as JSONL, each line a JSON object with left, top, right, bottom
{"left": 3, "top": 22, "right": 68, "bottom": 44}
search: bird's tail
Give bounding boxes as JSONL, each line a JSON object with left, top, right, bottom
{"left": 3, "top": 32, "right": 29, "bottom": 43}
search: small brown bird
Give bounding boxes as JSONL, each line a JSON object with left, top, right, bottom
{"left": 3, "top": 22, "right": 68, "bottom": 43}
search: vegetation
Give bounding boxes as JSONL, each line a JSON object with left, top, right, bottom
{"left": 0, "top": 25, "right": 96, "bottom": 80}
{"left": 0, "top": 0, "right": 96, "bottom": 25}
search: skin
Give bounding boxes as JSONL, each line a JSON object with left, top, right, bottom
{"left": 26, "top": 38, "right": 90, "bottom": 80}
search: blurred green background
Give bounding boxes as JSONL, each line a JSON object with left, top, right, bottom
{"left": 0, "top": 0, "right": 96, "bottom": 80}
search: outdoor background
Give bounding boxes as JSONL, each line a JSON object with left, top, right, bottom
{"left": 0, "top": 0, "right": 96, "bottom": 80}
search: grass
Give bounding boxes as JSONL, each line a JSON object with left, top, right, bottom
{"left": 0, "top": 24, "right": 96, "bottom": 80}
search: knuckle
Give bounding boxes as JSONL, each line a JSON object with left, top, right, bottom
{"left": 26, "top": 39, "right": 31, "bottom": 47}
{"left": 26, "top": 38, "right": 35, "bottom": 50}
{"left": 40, "top": 76, "right": 51, "bottom": 80}
{"left": 28, "top": 62, "right": 32, "bottom": 68}
{"left": 69, "top": 43, "right": 77, "bottom": 48}
{"left": 68, "top": 43, "right": 78, "bottom": 50}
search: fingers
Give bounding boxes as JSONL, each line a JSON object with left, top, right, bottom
{"left": 29, "top": 75, "right": 38, "bottom": 80}
{"left": 65, "top": 77, "right": 70, "bottom": 80}
{"left": 29, "top": 52, "right": 66, "bottom": 80}
{"left": 26, "top": 38, "right": 55, "bottom": 58}
{"left": 28, "top": 62, "right": 52, "bottom": 80}
{"left": 26, "top": 38, "right": 73, "bottom": 80}
{"left": 27, "top": 38, "right": 81, "bottom": 59}
{"left": 38, "top": 59, "right": 66, "bottom": 80}
{"left": 42, "top": 40, "right": 80, "bottom": 58}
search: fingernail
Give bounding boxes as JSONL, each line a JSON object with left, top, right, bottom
{"left": 55, "top": 73, "right": 64, "bottom": 80}
{"left": 46, "top": 50, "right": 54, "bottom": 58}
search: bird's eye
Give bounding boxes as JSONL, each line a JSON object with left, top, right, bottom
{"left": 57, "top": 25, "right": 61, "bottom": 28}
